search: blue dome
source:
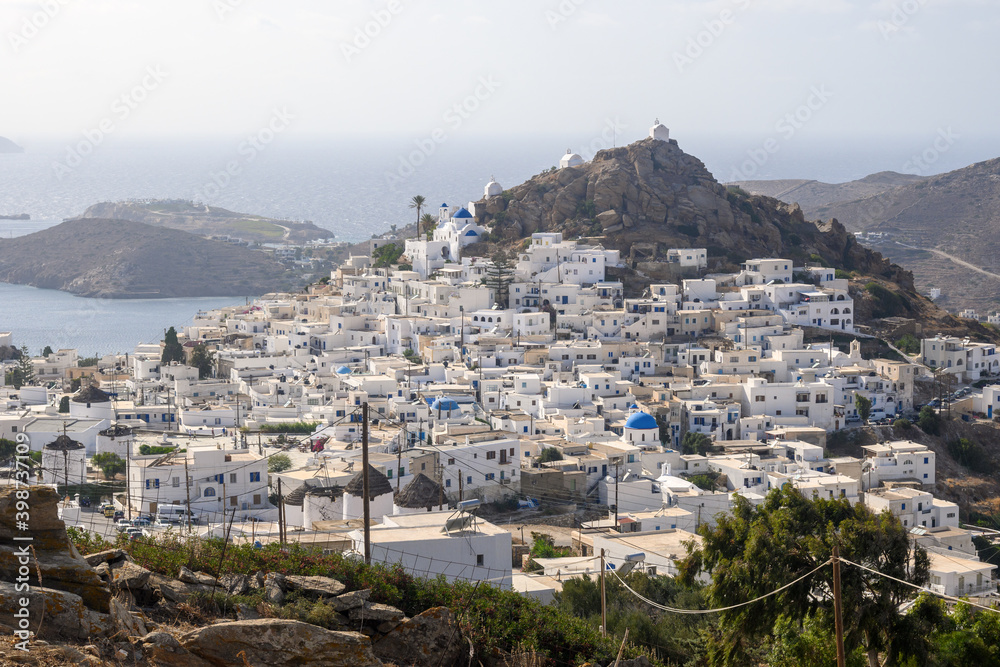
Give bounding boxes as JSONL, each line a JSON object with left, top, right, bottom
{"left": 431, "top": 397, "right": 460, "bottom": 412}
{"left": 440, "top": 203, "right": 447, "bottom": 207}
{"left": 464, "top": 229, "right": 479, "bottom": 236}
{"left": 336, "top": 366, "right": 351, "bottom": 375}
{"left": 624, "top": 412, "right": 657, "bottom": 430}
{"left": 453, "top": 207, "right": 473, "bottom": 219}
{"left": 629, "top": 403, "right": 639, "bottom": 410}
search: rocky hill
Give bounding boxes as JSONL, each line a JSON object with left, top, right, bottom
{"left": 0, "top": 135, "right": 23, "bottom": 153}
{"left": 0, "top": 218, "right": 301, "bottom": 298}
{"left": 78, "top": 199, "right": 333, "bottom": 245}
{"left": 731, "top": 171, "right": 927, "bottom": 213}
{"left": 470, "top": 137, "right": 995, "bottom": 339}
{"left": 733, "top": 158, "right": 1000, "bottom": 313}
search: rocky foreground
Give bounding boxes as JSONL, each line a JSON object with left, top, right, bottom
{"left": 0, "top": 487, "right": 467, "bottom": 667}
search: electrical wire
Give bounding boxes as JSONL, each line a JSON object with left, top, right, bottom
{"left": 610, "top": 558, "right": 832, "bottom": 615}
{"left": 838, "top": 556, "right": 1000, "bottom": 615}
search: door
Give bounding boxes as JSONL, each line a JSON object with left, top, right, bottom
{"left": 149, "top": 502, "right": 157, "bottom": 516}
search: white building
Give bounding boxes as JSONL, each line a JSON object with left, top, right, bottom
{"left": 861, "top": 441, "right": 935, "bottom": 489}
{"left": 349, "top": 511, "right": 513, "bottom": 588}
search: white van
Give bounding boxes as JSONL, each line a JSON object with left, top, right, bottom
{"left": 156, "top": 506, "right": 195, "bottom": 524}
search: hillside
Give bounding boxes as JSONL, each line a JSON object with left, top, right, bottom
{"left": 739, "top": 158, "right": 1000, "bottom": 313}
{"left": 0, "top": 135, "right": 23, "bottom": 153}
{"left": 731, "top": 171, "right": 927, "bottom": 212}
{"left": 469, "top": 137, "right": 994, "bottom": 339}
{"left": 0, "top": 218, "right": 301, "bottom": 298}
{"left": 78, "top": 199, "right": 333, "bottom": 245}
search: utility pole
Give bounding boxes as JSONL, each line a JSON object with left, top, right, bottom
{"left": 600, "top": 548, "right": 607, "bottom": 637}
{"left": 832, "top": 543, "right": 846, "bottom": 667}
{"left": 277, "top": 478, "right": 285, "bottom": 545}
{"left": 362, "top": 402, "right": 371, "bottom": 565}
{"left": 184, "top": 455, "right": 192, "bottom": 535}
{"left": 125, "top": 436, "right": 132, "bottom": 521}
{"left": 458, "top": 469, "right": 463, "bottom": 502}
{"left": 438, "top": 455, "right": 444, "bottom": 509}
{"left": 614, "top": 461, "right": 620, "bottom": 531}
{"left": 396, "top": 431, "right": 403, "bottom": 493}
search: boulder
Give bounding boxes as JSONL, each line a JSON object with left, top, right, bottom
{"left": 235, "top": 603, "right": 260, "bottom": 621}
{"left": 0, "top": 581, "right": 100, "bottom": 641}
{"left": 149, "top": 573, "right": 213, "bottom": 603}
{"left": 284, "top": 574, "right": 346, "bottom": 598}
{"left": 596, "top": 210, "right": 622, "bottom": 230}
{"left": 180, "top": 619, "right": 383, "bottom": 667}
{"left": 111, "top": 561, "right": 151, "bottom": 590}
{"left": 218, "top": 573, "right": 250, "bottom": 596}
{"left": 263, "top": 573, "right": 285, "bottom": 606}
{"left": 374, "top": 606, "right": 465, "bottom": 667}
{"left": 332, "top": 588, "right": 371, "bottom": 612}
{"left": 179, "top": 566, "right": 217, "bottom": 587}
{"left": 93, "top": 562, "right": 110, "bottom": 579}
{"left": 139, "top": 631, "right": 215, "bottom": 667}
{"left": 109, "top": 596, "right": 148, "bottom": 639}
{"left": 0, "top": 486, "right": 112, "bottom": 613}
{"left": 348, "top": 601, "right": 405, "bottom": 624}
{"left": 83, "top": 549, "right": 128, "bottom": 568}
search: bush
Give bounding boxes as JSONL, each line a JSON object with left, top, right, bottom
{"left": 865, "top": 282, "right": 910, "bottom": 318}
{"left": 917, "top": 406, "right": 942, "bottom": 435}
{"left": 893, "top": 418, "right": 911, "bottom": 430}
{"left": 947, "top": 437, "right": 993, "bottom": 472}
{"left": 139, "top": 444, "right": 175, "bottom": 456}
{"left": 268, "top": 453, "right": 293, "bottom": 473}
{"left": 538, "top": 447, "right": 563, "bottom": 463}
{"left": 681, "top": 432, "right": 712, "bottom": 455}
{"left": 258, "top": 421, "right": 319, "bottom": 434}
{"left": 688, "top": 474, "right": 718, "bottom": 491}
{"left": 895, "top": 334, "right": 921, "bottom": 355}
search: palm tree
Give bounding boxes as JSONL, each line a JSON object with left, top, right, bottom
{"left": 420, "top": 213, "right": 436, "bottom": 240}
{"left": 409, "top": 195, "right": 426, "bottom": 239}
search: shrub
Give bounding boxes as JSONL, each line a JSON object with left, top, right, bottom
{"left": 258, "top": 421, "right": 319, "bottom": 434}
{"left": 917, "top": 406, "right": 942, "bottom": 435}
{"left": 893, "top": 418, "right": 911, "bottom": 430}
{"left": 865, "top": 282, "right": 910, "bottom": 318}
{"left": 895, "top": 334, "right": 921, "bottom": 355}
{"left": 268, "top": 453, "right": 293, "bottom": 473}
{"left": 947, "top": 437, "right": 993, "bottom": 472}
{"left": 538, "top": 447, "right": 563, "bottom": 463}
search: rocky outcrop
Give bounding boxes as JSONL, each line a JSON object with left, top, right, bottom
{"left": 179, "top": 619, "right": 383, "bottom": 667}
{"left": 0, "top": 486, "right": 111, "bottom": 613}
{"left": 475, "top": 137, "right": 915, "bottom": 294}
{"left": 373, "top": 606, "right": 466, "bottom": 667}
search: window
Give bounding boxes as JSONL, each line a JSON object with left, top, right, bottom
{"left": 250, "top": 472, "right": 260, "bottom": 483}
{"left": 230, "top": 496, "right": 237, "bottom": 507}
{"left": 204, "top": 488, "right": 216, "bottom": 497}
{"left": 230, "top": 473, "right": 237, "bottom": 483}
{"left": 172, "top": 477, "right": 180, "bottom": 487}
{"left": 476, "top": 554, "right": 484, "bottom": 566}
{"left": 253, "top": 494, "right": 261, "bottom": 505}
{"left": 448, "top": 457, "right": 455, "bottom": 465}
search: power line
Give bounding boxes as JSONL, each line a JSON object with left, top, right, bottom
{"left": 838, "top": 556, "right": 1000, "bottom": 615}
{"left": 610, "top": 558, "right": 832, "bottom": 615}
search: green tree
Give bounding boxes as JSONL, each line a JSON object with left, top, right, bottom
{"left": 420, "top": 212, "right": 436, "bottom": 240}
{"left": 161, "top": 326, "right": 184, "bottom": 364}
{"left": 409, "top": 195, "right": 426, "bottom": 239}
{"left": 268, "top": 453, "right": 293, "bottom": 473}
{"left": 855, "top": 393, "right": 872, "bottom": 422}
{"left": 917, "top": 405, "right": 942, "bottom": 435}
{"left": 485, "top": 249, "right": 515, "bottom": 309}
{"left": 681, "top": 486, "right": 929, "bottom": 667}
{"left": 538, "top": 447, "right": 563, "bottom": 463}
{"left": 190, "top": 344, "right": 215, "bottom": 379}
{"left": 58, "top": 396, "right": 70, "bottom": 413}
{"left": 7, "top": 345, "right": 38, "bottom": 389}
{"left": 681, "top": 431, "right": 713, "bottom": 455}
{"left": 42, "top": 345, "right": 53, "bottom": 357}
{"left": 92, "top": 453, "right": 126, "bottom": 480}
{"left": 372, "top": 243, "right": 404, "bottom": 268}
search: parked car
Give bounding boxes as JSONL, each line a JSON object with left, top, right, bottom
{"left": 115, "top": 519, "right": 132, "bottom": 532}
{"left": 124, "top": 527, "right": 144, "bottom": 540}
{"left": 112, "top": 510, "right": 125, "bottom": 521}
{"left": 79, "top": 497, "right": 91, "bottom": 508}
{"left": 131, "top": 518, "right": 151, "bottom": 528}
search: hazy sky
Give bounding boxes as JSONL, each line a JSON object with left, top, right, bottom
{"left": 3, "top": 0, "right": 998, "bottom": 149}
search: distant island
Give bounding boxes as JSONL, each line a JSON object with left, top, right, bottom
{"left": 0, "top": 218, "right": 304, "bottom": 298}
{"left": 0, "top": 136, "right": 24, "bottom": 153}
{"left": 77, "top": 199, "right": 333, "bottom": 245}
{"left": 0, "top": 213, "right": 29, "bottom": 220}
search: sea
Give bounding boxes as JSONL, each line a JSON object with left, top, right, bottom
{"left": 1, "top": 131, "right": 998, "bottom": 356}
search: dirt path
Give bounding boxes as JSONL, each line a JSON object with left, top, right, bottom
{"left": 895, "top": 241, "right": 1000, "bottom": 283}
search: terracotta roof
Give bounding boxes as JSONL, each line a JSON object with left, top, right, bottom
{"left": 344, "top": 464, "right": 393, "bottom": 499}
{"left": 394, "top": 473, "right": 444, "bottom": 509}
